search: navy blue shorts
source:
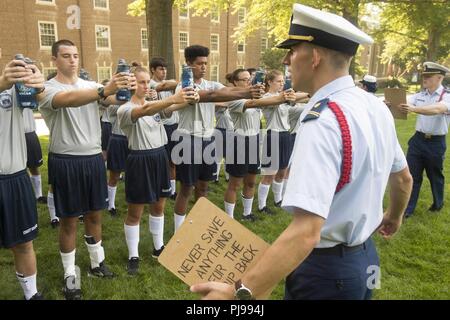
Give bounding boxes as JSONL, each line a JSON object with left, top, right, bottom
{"left": 25, "top": 132, "right": 43, "bottom": 168}
{"left": 107, "top": 134, "right": 129, "bottom": 172}
{"left": 0, "top": 170, "right": 38, "bottom": 248}
{"left": 101, "top": 121, "right": 112, "bottom": 152}
{"left": 174, "top": 134, "right": 218, "bottom": 186}
{"left": 288, "top": 133, "right": 296, "bottom": 161}
{"left": 126, "top": 148, "right": 172, "bottom": 204}
{"left": 164, "top": 123, "right": 179, "bottom": 162}
{"left": 48, "top": 153, "right": 108, "bottom": 218}
{"left": 226, "top": 134, "right": 260, "bottom": 178}
{"left": 285, "top": 238, "right": 379, "bottom": 300}
{"left": 262, "top": 130, "right": 291, "bottom": 171}
{"left": 216, "top": 128, "right": 232, "bottom": 159}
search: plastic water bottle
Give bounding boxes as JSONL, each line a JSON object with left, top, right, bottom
{"left": 79, "top": 68, "right": 91, "bottom": 81}
{"left": 252, "top": 68, "right": 265, "bottom": 86}
{"left": 116, "top": 59, "right": 131, "bottom": 102}
{"left": 14, "top": 54, "right": 38, "bottom": 109}
{"left": 181, "top": 64, "right": 194, "bottom": 89}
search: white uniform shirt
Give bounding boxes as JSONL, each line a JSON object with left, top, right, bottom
{"left": 228, "top": 99, "right": 261, "bottom": 137}
{"left": 215, "top": 106, "right": 234, "bottom": 131}
{"left": 176, "top": 79, "right": 225, "bottom": 137}
{"left": 23, "top": 108, "right": 36, "bottom": 133}
{"left": 282, "top": 76, "right": 408, "bottom": 248}
{"left": 262, "top": 92, "right": 290, "bottom": 132}
{"left": 117, "top": 101, "right": 168, "bottom": 151}
{"left": 150, "top": 79, "right": 179, "bottom": 126}
{"left": 0, "top": 87, "right": 27, "bottom": 174}
{"left": 39, "top": 78, "right": 103, "bottom": 156}
{"left": 408, "top": 85, "right": 450, "bottom": 135}
{"left": 288, "top": 104, "right": 306, "bottom": 134}
{"left": 108, "top": 105, "right": 125, "bottom": 136}
{"left": 100, "top": 106, "right": 110, "bottom": 123}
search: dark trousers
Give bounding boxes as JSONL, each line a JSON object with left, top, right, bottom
{"left": 405, "top": 132, "right": 446, "bottom": 214}
{"left": 284, "top": 238, "right": 379, "bottom": 300}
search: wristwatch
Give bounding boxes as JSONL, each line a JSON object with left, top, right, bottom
{"left": 234, "top": 280, "right": 253, "bottom": 300}
{"left": 97, "top": 86, "right": 106, "bottom": 99}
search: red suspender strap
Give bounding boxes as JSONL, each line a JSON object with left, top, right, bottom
{"left": 327, "top": 101, "right": 353, "bottom": 193}
{"left": 438, "top": 89, "right": 445, "bottom": 102}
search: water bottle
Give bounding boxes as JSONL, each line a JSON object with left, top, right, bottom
{"left": 116, "top": 59, "right": 131, "bottom": 102}
{"left": 252, "top": 69, "right": 265, "bottom": 86}
{"left": 283, "top": 66, "right": 295, "bottom": 106}
{"left": 79, "top": 68, "right": 91, "bottom": 81}
{"left": 14, "top": 54, "right": 38, "bottom": 109}
{"left": 181, "top": 64, "right": 194, "bottom": 89}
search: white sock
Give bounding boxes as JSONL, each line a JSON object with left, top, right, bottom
{"left": 225, "top": 171, "right": 230, "bottom": 181}
{"left": 107, "top": 185, "right": 117, "bottom": 210}
{"left": 272, "top": 181, "right": 284, "bottom": 204}
{"left": 47, "top": 192, "right": 58, "bottom": 222}
{"left": 85, "top": 239, "right": 105, "bottom": 269}
{"left": 216, "top": 162, "right": 222, "bottom": 181}
{"left": 149, "top": 216, "right": 164, "bottom": 251}
{"left": 242, "top": 195, "right": 254, "bottom": 217}
{"left": 124, "top": 224, "right": 140, "bottom": 259}
{"left": 16, "top": 273, "right": 38, "bottom": 300}
{"left": 174, "top": 213, "right": 186, "bottom": 233}
{"left": 170, "top": 180, "right": 176, "bottom": 195}
{"left": 60, "top": 249, "right": 76, "bottom": 279}
{"left": 30, "top": 175, "right": 42, "bottom": 199}
{"left": 282, "top": 178, "right": 289, "bottom": 198}
{"left": 258, "top": 183, "right": 270, "bottom": 210}
{"left": 224, "top": 201, "right": 235, "bottom": 219}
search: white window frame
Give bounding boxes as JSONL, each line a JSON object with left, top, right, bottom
{"left": 93, "top": 0, "right": 109, "bottom": 10}
{"left": 237, "top": 40, "right": 245, "bottom": 53}
{"left": 211, "top": 7, "right": 220, "bottom": 23}
{"left": 210, "top": 34, "right": 220, "bottom": 52}
{"left": 210, "top": 65, "right": 219, "bottom": 82}
{"left": 261, "top": 37, "right": 268, "bottom": 53}
{"left": 36, "top": 0, "right": 55, "bottom": 5}
{"left": 97, "top": 67, "right": 112, "bottom": 83}
{"left": 179, "top": 31, "right": 189, "bottom": 52}
{"left": 95, "top": 25, "right": 111, "bottom": 51}
{"left": 238, "top": 8, "right": 246, "bottom": 25}
{"left": 38, "top": 21, "right": 58, "bottom": 49}
{"left": 141, "top": 28, "right": 148, "bottom": 51}
{"left": 179, "top": 0, "right": 189, "bottom": 19}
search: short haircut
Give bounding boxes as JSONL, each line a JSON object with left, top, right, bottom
{"left": 52, "top": 39, "right": 76, "bottom": 58}
{"left": 185, "top": 45, "right": 210, "bottom": 64}
{"left": 227, "top": 69, "right": 248, "bottom": 85}
{"left": 150, "top": 57, "right": 168, "bottom": 71}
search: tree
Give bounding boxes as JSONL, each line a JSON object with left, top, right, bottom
{"left": 128, "top": 0, "right": 176, "bottom": 79}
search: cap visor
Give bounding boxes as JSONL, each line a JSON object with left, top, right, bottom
{"left": 276, "top": 38, "right": 303, "bottom": 49}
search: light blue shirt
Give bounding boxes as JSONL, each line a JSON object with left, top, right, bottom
{"left": 282, "top": 76, "right": 407, "bottom": 248}
{"left": 408, "top": 85, "right": 450, "bottom": 135}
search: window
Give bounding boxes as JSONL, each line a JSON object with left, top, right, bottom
{"left": 210, "top": 65, "right": 219, "bottom": 82}
{"left": 179, "top": 32, "right": 189, "bottom": 51}
{"left": 36, "top": 0, "right": 55, "bottom": 5}
{"left": 38, "top": 21, "right": 57, "bottom": 48}
{"left": 261, "top": 37, "right": 268, "bottom": 53}
{"left": 237, "top": 41, "right": 245, "bottom": 53}
{"left": 210, "top": 34, "right": 219, "bottom": 52}
{"left": 179, "top": 0, "right": 189, "bottom": 18}
{"left": 94, "top": 0, "right": 109, "bottom": 10}
{"left": 141, "top": 29, "right": 148, "bottom": 51}
{"left": 237, "top": 65, "right": 245, "bottom": 70}
{"left": 238, "top": 8, "right": 246, "bottom": 25}
{"left": 43, "top": 67, "right": 57, "bottom": 80}
{"left": 97, "top": 67, "right": 112, "bottom": 83}
{"left": 211, "top": 7, "right": 220, "bottom": 22}
{"left": 95, "top": 25, "right": 111, "bottom": 50}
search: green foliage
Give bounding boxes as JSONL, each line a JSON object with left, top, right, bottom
{"left": 127, "top": 0, "right": 146, "bottom": 17}
{"left": 260, "top": 48, "right": 286, "bottom": 71}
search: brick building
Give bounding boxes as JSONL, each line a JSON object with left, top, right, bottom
{"left": 0, "top": 0, "right": 270, "bottom": 83}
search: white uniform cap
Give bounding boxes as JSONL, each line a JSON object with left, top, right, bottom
{"left": 422, "top": 62, "right": 449, "bottom": 75}
{"left": 277, "top": 3, "right": 374, "bottom": 56}
{"left": 361, "top": 75, "right": 377, "bottom": 83}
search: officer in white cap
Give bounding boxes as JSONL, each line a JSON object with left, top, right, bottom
{"left": 393, "top": 62, "right": 450, "bottom": 218}
{"left": 191, "top": 3, "right": 412, "bottom": 300}
{"left": 360, "top": 75, "right": 378, "bottom": 94}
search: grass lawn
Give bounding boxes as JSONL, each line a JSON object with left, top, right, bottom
{"left": 0, "top": 114, "right": 449, "bottom": 300}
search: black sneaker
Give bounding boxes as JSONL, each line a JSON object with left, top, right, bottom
{"left": 63, "top": 276, "right": 82, "bottom": 300}
{"left": 89, "top": 262, "right": 115, "bottom": 278}
{"left": 36, "top": 196, "right": 47, "bottom": 204}
{"left": 241, "top": 214, "right": 258, "bottom": 222}
{"left": 51, "top": 219, "right": 60, "bottom": 228}
{"left": 404, "top": 212, "right": 413, "bottom": 219}
{"left": 429, "top": 204, "right": 443, "bottom": 212}
{"left": 170, "top": 192, "right": 177, "bottom": 201}
{"left": 78, "top": 215, "right": 84, "bottom": 224}
{"left": 109, "top": 208, "right": 118, "bottom": 217}
{"left": 274, "top": 201, "right": 282, "bottom": 208}
{"left": 152, "top": 245, "right": 165, "bottom": 259}
{"left": 27, "top": 292, "right": 44, "bottom": 300}
{"left": 259, "top": 207, "right": 275, "bottom": 215}
{"left": 127, "top": 257, "right": 140, "bottom": 275}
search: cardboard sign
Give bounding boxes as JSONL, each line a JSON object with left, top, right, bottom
{"left": 158, "top": 198, "right": 273, "bottom": 299}
{"left": 384, "top": 88, "right": 407, "bottom": 120}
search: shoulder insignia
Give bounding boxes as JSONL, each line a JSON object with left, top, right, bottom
{"left": 302, "top": 98, "right": 329, "bottom": 123}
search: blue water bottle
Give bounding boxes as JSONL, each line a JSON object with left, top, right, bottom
{"left": 181, "top": 64, "right": 194, "bottom": 89}
{"left": 14, "top": 54, "right": 38, "bottom": 109}
{"left": 116, "top": 59, "right": 131, "bottom": 102}
{"left": 252, "top": 69, "right": 265, "bottom": 86}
